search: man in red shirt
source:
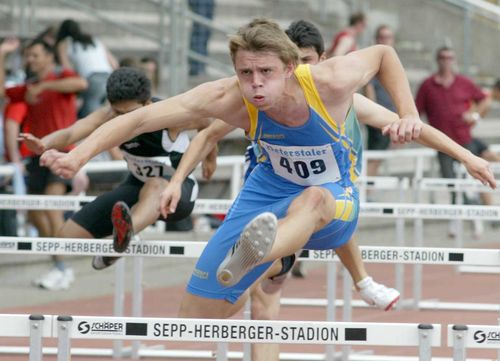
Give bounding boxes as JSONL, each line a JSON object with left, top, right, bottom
{"left": 0, "top": 37, "right": 87, "bottom": 290}
{"left": 416, "top": 46, "right": 498, "bottom": 236}
{"left": 326, "top": 12, "right": 366, "bottom": 57}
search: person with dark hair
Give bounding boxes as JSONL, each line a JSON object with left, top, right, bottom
{"left": 326, "top": 12, "right": 367, "bottom": 57}
{"left": 55, "top": 19, "right": 117, "bottom": 117}
{"left": 20, "top": 66, "right": 216, "bottom": 273}
{"left": 0, "top": 37, "right": 88, "bottom": 290}
{"left": 40, "top": 18, "right": 493, "bottom": 334}
{"left": 140, "top": 57, "right": 159, "bottom": 93}
{"left": 364, "top": 25, "right": 396, "bottom": 177}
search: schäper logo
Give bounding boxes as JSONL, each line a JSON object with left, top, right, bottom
{"left": 78, "top": 321, "right": 90, "bottom": 334}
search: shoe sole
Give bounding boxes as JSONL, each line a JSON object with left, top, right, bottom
{"left": 92, "top": 256, "right": 118, "bottom": 270}
{"left": 384, "top": 295, "right": 400, "bottom": 311}
{"left": 112, "top": 201, "right": 133, "bottom": 253}
{"left": 217, "top": 212, "right": 277, "bottom": 287}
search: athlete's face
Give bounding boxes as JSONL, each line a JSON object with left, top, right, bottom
{"left": 234, "top": 50, "right": 294, "bottom": 110}
{"left": 111, "top": 100, "right": 146, "bottom": 116}
{"left": 298, "top": 47, "right": 325, "bottom": 65}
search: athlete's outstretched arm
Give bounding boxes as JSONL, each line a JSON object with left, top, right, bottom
{"left": 354, "top": 94, "right": 496, "bottom": 188}
{"left": 40, "top": 78, "right": 247, "bottom": 179}
{"left": 20, "top": 106, "right": 113, "bottom": 154}
{"left": 160, "top": 119, "right": 235, "bottom": 217}
{"left": 319, "top": 45, "right": 422, "bottom": 143}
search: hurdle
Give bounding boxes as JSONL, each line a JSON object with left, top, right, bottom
{"left": 448, "top": 323, "right": 500, "bottom": 361}
{"left": 0, "top": 313, "right": 441, "bottom": 360}
{"left": 0, "top": 314, "right": 51, "bottom": 361}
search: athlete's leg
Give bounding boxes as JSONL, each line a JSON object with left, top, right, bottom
{"left": 179, "top": 291, "right": 250, "bottom": 319}
{"left": 44, "top": 182, "right": 69, "bottom": 266}
{"left": 57, "top": 219, "right": 94, "bottom": 238}
{"left": 335, "top": 237, "right": 368, "bottom": 284}
{"left": 250, "top": 261, "right": 283, "bottom": 361}
{"left": 129, "top": 177, "right": 169, "bottom": 232}
{"left": 263, "top": 187, "right": 336, "bottom": 263}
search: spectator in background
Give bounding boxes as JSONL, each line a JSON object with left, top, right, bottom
{"left": 188, "top": 0, "right": 215, "bottom": 76}
{"left": 326, "top": 12, "right": 366, "bottom": 57}
{"left": 416, "top": 46, "right": 500, "bottom": 236}
{"left": 119, "top": 57, "right": 138, "bottom": 68}
{"left": 0, "top": 37, "right": 88, "bottom": 290}
{"left": 55, "top": 19, "right": 117, "bottom": 117}
{"left": 364, "top": 25, "right": 396, "bottom": 177}
{"left": 492, "top": 79, "right": 500, "bottom": 101}
{"left": 140, "top": 56, "right": 159, "bottom": 93}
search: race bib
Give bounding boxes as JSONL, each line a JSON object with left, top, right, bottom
{"left": 123, "top": 153, "right": 175, "bottom": 182}
{"left": 260, "top": 141, "right": 340, "bottom": 186}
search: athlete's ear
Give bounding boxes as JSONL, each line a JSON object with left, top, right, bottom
{"left": 284, "top": 62, "right": 295, "bottom": 78}
{"left": 319, "top": 52, "right": 327, "bottom": 62}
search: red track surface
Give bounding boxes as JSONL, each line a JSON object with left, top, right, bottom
{"left": 2, "top": 261, "right": 500, "bottom": 360}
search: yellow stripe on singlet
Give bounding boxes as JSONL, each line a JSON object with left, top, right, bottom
{"left": 241, "top": 96, "right": 259, "bottom": 140}
{"left": 294, "top": 64, "right": 342, "bottom": 135}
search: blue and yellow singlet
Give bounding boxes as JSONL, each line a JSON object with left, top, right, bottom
{"left": 244, "top": 64, "right": 361, "bottom": 188}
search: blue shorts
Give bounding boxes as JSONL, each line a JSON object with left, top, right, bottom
{"left": 187, "top": 165, "right": 359, "bottom": 303}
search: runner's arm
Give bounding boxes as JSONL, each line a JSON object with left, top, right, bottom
{"left": 354, "top": 93, "right": 496, "bottom": 188}
{"left": 20, "top": 106, "right": 114, "bottom": 153}
{"left": 171, "top": 119, "right": 235, "bottom": 185}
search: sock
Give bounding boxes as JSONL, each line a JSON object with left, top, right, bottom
{"left": 54, "top": 260, "right": 66, "bottom": 271}
{"left": 356, "top": 276, "right": 373, "bottom": 290}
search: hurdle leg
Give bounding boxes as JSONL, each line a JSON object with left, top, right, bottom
{"left": 131, "top": 235, "right": 144, "bottom": 359}
{"left": 57, "top": 316, "right": 73, "bottom": 361}
{"left": 341, "top": 267, "right": 352, "bottom": 361}
{"left": 451, "top": 325, "right": 468, "bottom": 361}
{"left": 417, "top": 324, "right": 433, "bottom": 361}
{"left": 29, "top": 314, "right": 44, "bottom": 361}
{"left": 325, "top": 261, "right": 337, "bottom": 361}
{"left": 113, "top": 258, "right": 126, "bottom": 358}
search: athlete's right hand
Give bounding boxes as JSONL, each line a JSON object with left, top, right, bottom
{"left": 40, "top": 149, "right": 82, "bottom": 179}
{"left": 18, "top": 133, "right": 46, "bottom": 155}
{"left": 159, "top": 180, "right": 182, "bottom": 218}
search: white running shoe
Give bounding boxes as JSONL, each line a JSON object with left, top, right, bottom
{"left": 217, "top": 212, "right": 277, "bottom": 287}
{"left": 92, "top": 256, "right": 118, "bottom": 270}
{"left": 357, "top": 276, "right": 400, "bottom": 311}
{"left": 33, "top": 267, "right": 75, "bottom": 291}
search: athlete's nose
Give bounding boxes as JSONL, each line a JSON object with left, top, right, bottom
{"left": 251, "top": 73, "right": 263, "bottom": 88}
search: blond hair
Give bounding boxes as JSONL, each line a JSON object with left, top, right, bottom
{"left": 229, "top": 18, "right": 299, "bottom": 66}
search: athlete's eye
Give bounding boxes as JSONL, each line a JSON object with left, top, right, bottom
{"left": 240, "top": 70, "right": 251, "bottom": 76}
{"left": 262, "top": 68, "right": 272, "bottom": 74}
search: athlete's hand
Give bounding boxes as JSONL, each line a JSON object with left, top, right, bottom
{"left": 40, "top": 149, "right": 83, "bottom": 179}
{"left": 463, "top": 154, "right": 496, "bottom": 189}
{"left": 18, "top": 133, "right": 46, "bottom": 155}
{"left": 382, "top": 115, "right": 423, "bottom": 144}
{"left": 159, "top": 180, "right": 183, "bottom": 218}
{"left": 202, "top": 156, "right": 217, "bottom": 180}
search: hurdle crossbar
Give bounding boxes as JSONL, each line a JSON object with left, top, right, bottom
{"left": 1, "top": 238, "right": 499, "bottom": 268}
{"left": 1, "top": 195, "right": 499, "bottom": 220}
{"left": 448, "top": 324, "right": 500, "bottom": 350}
{"left": 55, "top": 315, "right": 440, "bottom": 347}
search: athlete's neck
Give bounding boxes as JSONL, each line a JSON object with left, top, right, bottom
{"left": 264, "top": 76, "right": 309, "bottom": 126}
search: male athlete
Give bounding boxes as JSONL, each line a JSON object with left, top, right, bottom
{"left": 22, "top": 66, "right": 215, "bottom": 270}
{"left": 41, "top": 19, "right": 494, "bottom": 323}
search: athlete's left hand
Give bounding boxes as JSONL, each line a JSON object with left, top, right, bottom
{"left": 202, "top": 156, "right": 217, "bottom": 180}
{"left": 463, "top": 154, "right": 496, "bottom": 189}
{"left": 382, "top": 115, "right": 423, "bottom": 144}
{"left": 40, "top": 149, "right": 83, "bottom": 179}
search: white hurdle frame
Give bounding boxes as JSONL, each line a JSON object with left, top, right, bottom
{"left": 448, "top": 324, "right": 500, "bottom": 361}
{"left": 0, "top": 313, "right": 440, "bottom": 361}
